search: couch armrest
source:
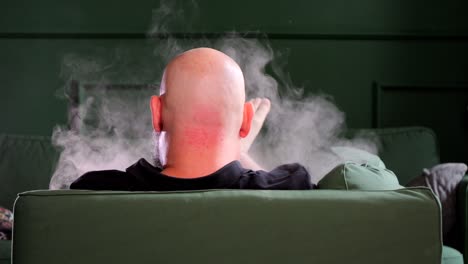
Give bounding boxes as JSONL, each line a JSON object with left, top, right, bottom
{"left": 0, "top": 241, "right": 11, "bottom": 264}
{"left": 457, "top": 174, "right": 468, "bottom": 261}
{"left": 13, "top": 189, "right": 442, "bottom": 264}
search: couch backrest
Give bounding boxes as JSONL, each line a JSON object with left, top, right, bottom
{"left": 13, "top": 189, "right": 442, "bottom": 264}
{"left": 349, "top": 127, "right": 440, "bottom": 185}
{"left": 0, "top": 134, "right": 58, "bottom": 209}
{"left": 0, "top": 127, "right": 440, "bottom": 209}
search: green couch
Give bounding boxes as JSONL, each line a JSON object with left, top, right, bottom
{"left": 13, "top": 188, "right": 441, "bottom": 264}
{"left": 0, "top": 127, "right": 466, "bottom": 263}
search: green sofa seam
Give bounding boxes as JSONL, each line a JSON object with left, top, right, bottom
{"left": 18, "top": 187, "right": 436, "bottom": 197}
{"left": 430, "top": 186, "right": 444, "bottom": 261}
{"left": 444, "top": 256, "right": 462, "bottom": 260}
{"left": 343, "top": 162, "right": 350, "bottom": 190}
{"left": 19, "top": 189, "right": 240, "bottom": 197}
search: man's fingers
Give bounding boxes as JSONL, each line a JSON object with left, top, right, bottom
{"left": 249, "top": 98, "right": 269, "bottom": 114}
{"left": 256, "top": 99, "right": 271, "bottom": 116}
{"left": 250, "top": 98, "right": 261, "bottom": 112}
{"left": 252, "top": 99, "right": 271, "bottom": 124}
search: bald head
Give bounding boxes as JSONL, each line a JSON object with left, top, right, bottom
{"left": 150, "top": 48, "right": 253, "bottom": 170}
{"left": 161, "top": 48, "right": 245, "bottom": 99}
{"left": 158, "top": 48, "right": 247, "bottom": 136}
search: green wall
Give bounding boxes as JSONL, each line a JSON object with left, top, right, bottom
{"left": 1, "top": 0, "right": 467, "bottom": 162}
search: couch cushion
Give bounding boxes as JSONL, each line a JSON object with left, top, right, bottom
{"left": 13, "top": 189, "right": 442, "bottom": 264}
{"left": 318, "top": 162, "right": 402, "bottom": 190}
{"left": 346, "top": 127, "right": 440, "bottom": 185}
{"left": 442, "top": 246, "right": 464, "bottom": 264}
{"left": 0, "top": 134, "right": 58, "bottom": 210}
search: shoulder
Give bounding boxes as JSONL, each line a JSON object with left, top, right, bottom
{"left": 241, "top": 163, "right": 313, "bottom": 190}
{"left": 268, "top": 163, "right": 310, "bottom": 177}
{"left": 69, "top": 170, "right": 135, "bottom": 191}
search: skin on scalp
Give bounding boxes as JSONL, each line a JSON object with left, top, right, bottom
{"left": 153, "top": 47, "right": 252, "bottom": 178}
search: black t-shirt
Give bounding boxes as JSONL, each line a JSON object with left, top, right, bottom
{"left": 70, "top": 158, "right": 314, "bottom": 191}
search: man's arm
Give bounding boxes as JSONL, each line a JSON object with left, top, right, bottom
{"left": 70, "top": 170, "right": 134, "bottom": 190}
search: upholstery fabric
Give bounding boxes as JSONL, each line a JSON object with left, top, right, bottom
{"left": 408, "top": 163, "right": 467, "bottom": 244}
{"left": 0, "top": 134, "right": 58, "bottom": 209}
{"left": 346, "top": 127, "right": 440, "bottom": 185}
{"left": 0, "top": 127, "right": 449, "bottom": 263}
{"left": 13, "top": 189, "right": 442, "bottom": 264}
{"left": 0, "top": 241, "right": 10, "bottom": 264}
{"left": 318, "top": 162, "right": 401, "bottom": 190}
{"left": 442, "top": 246, "right": 464, "bottom": 264}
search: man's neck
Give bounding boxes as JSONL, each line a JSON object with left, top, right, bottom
{"left": 161, "top": 142, "right": 240, "bottom": 179}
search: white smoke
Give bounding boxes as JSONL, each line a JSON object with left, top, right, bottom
{"left": 216, "top": 38, "right": 377, "bottom": 181}
{"left": 49, "top": 2, "right": 378, "bottom": 189}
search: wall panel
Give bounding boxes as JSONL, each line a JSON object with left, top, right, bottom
{"left": 1, "top": 0, "right": 467, "bottom": 162}
{"left": 1, "top": 0, "right": 468, "bottom": 35}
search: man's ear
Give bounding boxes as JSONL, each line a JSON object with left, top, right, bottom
{"left": 150, "top": 96, "right": 163, "bottom": 132}
{"left": 239, "top": 102, "right": 254, "bottom": 138}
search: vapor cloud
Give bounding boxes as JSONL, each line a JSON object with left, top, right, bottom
{"left": 49, "top": 2, "right": 377, "bottom": 189}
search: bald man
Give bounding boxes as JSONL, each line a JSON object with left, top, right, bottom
{"left": 70, "top": 48, "right": 312, "bottom": 191}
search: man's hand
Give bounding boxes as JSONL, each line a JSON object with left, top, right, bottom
{"left": 241, "top": 98, "right": 271, "bottom": 154}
